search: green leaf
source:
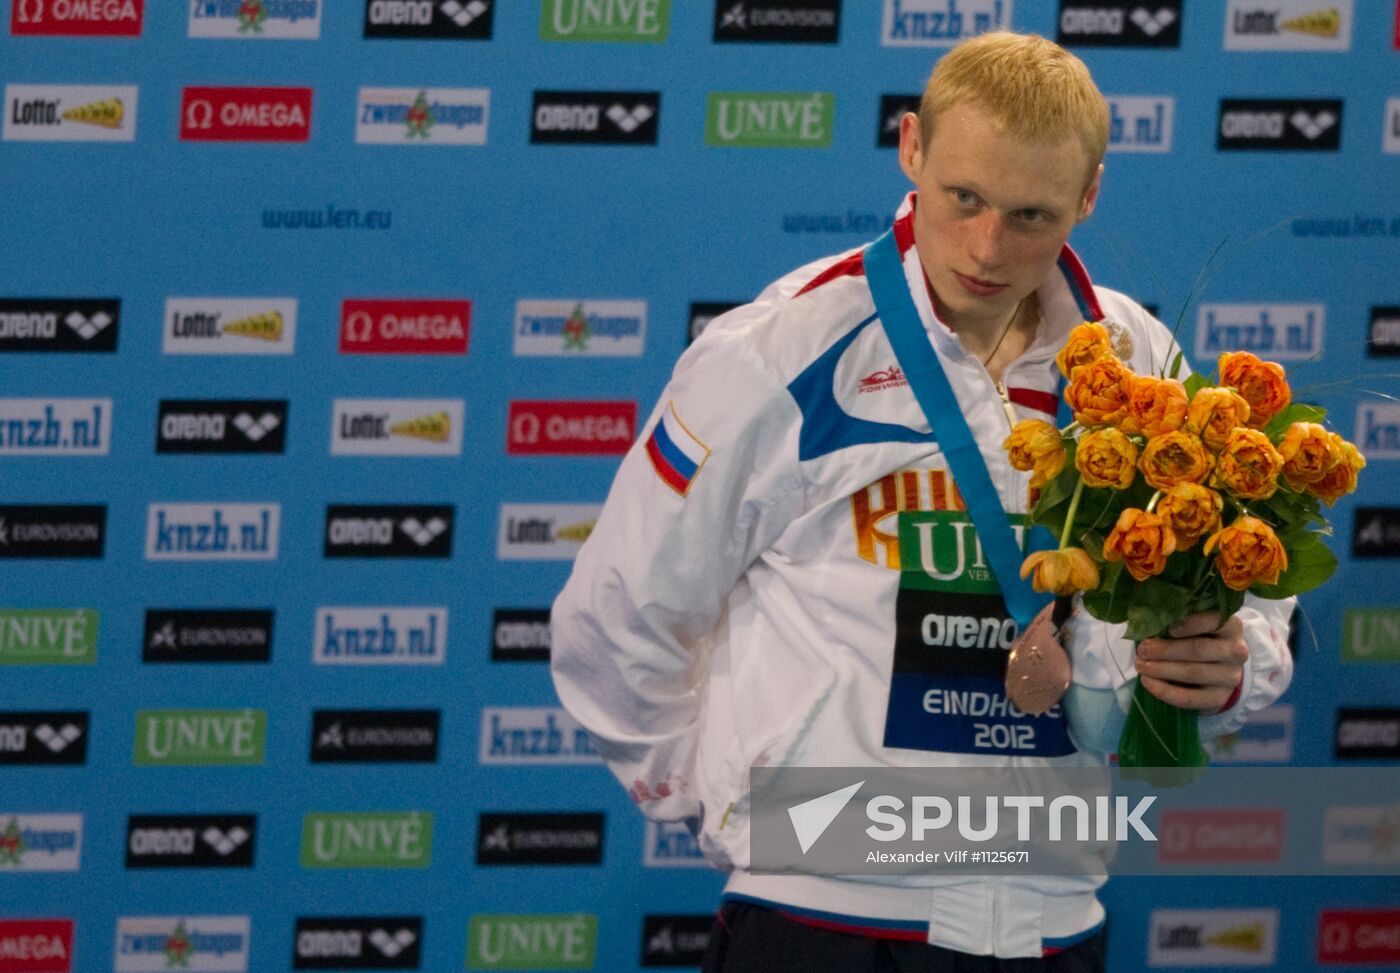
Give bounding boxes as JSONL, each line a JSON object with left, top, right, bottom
{"left": 1183, "top": 373, "right": 1210, "bottom": 399}
{"left": 1168, "top": 349, "right": 1185, "bottom": 380}
{"left": 1258, "top": 489, "right": 1315, "bottom": 530}
{"left": 1082, "top": 561, "right": 1129, "bottom": 624}
{"left": 1032, "top": 465, "right": 1078, "bottom": 521}
{"left": 1252, "top": 538, "right": 1338, "bottom": 599}
{"left": 1123, "top": 578, "right": 1194, "bottom": 641}
{"left": 1262, "top": 402, "right": 1328, "bottom": 442}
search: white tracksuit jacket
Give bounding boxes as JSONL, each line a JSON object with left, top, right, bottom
{"left": 551, "top": 194, "right": 1295, "bottom": 959}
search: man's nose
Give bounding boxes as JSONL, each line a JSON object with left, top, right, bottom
{"left": 968, "top": 212, "right": 1007, "bottom": 271}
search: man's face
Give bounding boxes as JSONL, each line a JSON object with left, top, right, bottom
{"left": 898, "top": 102, "right": 1102, "bottom": 334}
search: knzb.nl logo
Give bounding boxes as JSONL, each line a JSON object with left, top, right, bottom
{"left": 3, "top": 84, "right": 137, "bottom": 142}
{"left": 189, "top": 0, "right": 323, "bottom": 39}
{"left": 164, "top": 297, "right": 297, "bottom": 355}
{"left": 314, "top": 607, "right": 447, "bottom": 665}
{"left": 1194, "top": 303, "right": 1325, "bottom": 361}
{"left": 514, "top": 300, "right": 645, "bottom": 356}
{"left": 1356, "top": 404, "right": 1400, "bottom": 461}
{"left": 0, "top": 814, "right": 82, "bottom": 871}
{"left": 479, "top": 706, "right": 602, "bottom": 765}
{"left": 113, "top": 916, "right": 250, "bottom": 972}
{"left": 11, "top": 0, "right": 145, "bottom": 36}
{"left": 356, "top": 87, "right": 488, "bottom": 144}
{"left": 145, "top": 503, "right": 279, "bottom": 561}
{"left": 1106, "top": 96, "right": 1173, "bottom": 153}
{"left": 881, "top": 0, "right": 1010, "bottom": 47}
{"left": 0, "top": 297, "right": 120, "bottom": 352}
{"left": 0, "top": 399, "right": 109, "bottom": 455}
{"left": 643, "top": 820, "right": 708, "bottom": 867}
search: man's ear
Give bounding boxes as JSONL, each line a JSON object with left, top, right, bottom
{"left": 1078, "top": 164, "right": 1104, "bottom": 223}
{"left": 898, "top": 112, "right": 924, "bottom": 184}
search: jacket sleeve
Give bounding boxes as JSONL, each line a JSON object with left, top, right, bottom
{"left": 550, "top": 326, "right": 806, "bottom": 822}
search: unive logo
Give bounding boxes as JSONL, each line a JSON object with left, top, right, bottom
{"left": 1157, "top": 809, "right": 1286, "bottom": 864}
{"left": 1218, "top": 98, "right": 1343, "bottom": 151}
{"left": 163, "top": 297, "right": 298, "bottom": 355}
{"left": 356, "top": 87, "right": 489, "bottom": 145}
{"left": 180, "top": 86, "right": 313, "bottom": 142}
{"left": 1354, "top": 507, "right": 1400, "bottom": 558}
{"left": 113, "top": 916, "right": 250, "bottom": 973}
{"left": 641, "top": 915, "right": 713, "bottom": 967}
{"left": 1207, "top": 703, "right": 1294, "bottom": 763}
{"left": 530, "top": 90, "right": 661, "bottom": 145}
{"left": 1107, "top": 96, "right": 1173, "bottom": 153}
{"left": 0, "top": 711, "right": 88, "bottom": 765}
{"left": 145, "top": 503, "right": 280, "bottom": 561}
{"left": 1356, "top": 405, "right": 1400, "bottom": 461}
{"left": 0, "top": 814, "right": 82, "bottom": 871}
{"left": 330, "top": 399, "right": 465, "bottom": 456}
{"left": 2, "top": 84, "right": 138, "bottom": 142}
{"left": 156, "top": 400, "right": 287, "bottom": 455}
{"left": 476, "top": 812, "right": 604, "bottom": 866}
{"left": 292, "top": 915, "right": 424, "bottom": 969}
{"left": 133, "top": 709, "right": 266, "bottom": 766}
{"left": 881, "top": 0, "right": 1010, "bottom": 47}
{"left": 478, "top": 706, "right": 603, "bottom": 765}
{"left": 0, "top": 918, "right": 73, "bottom": 973}
{"left": 1370, "top": 306, "right": 1400, "bottom": 357}
{"left": 507, "top": 401, "right": 636, "bottom": 456}
{"left": 313, "top": 606, "right": 447, "bottom": 665}
{"left": 514, "top": 300, "right": 646, "bottom": 356}
{"left": 340, "top": 299, "right": 470, "bottom": 354}
{"left": 1224, "top": 0, "right": 1352, "bottom": 52}
{"left": 143, "top": 609, "right": 274, "bottom": 664}
{"left": 364, "top": 0, "right": 494, "bottom": 38}
{"left": 0, "top": 297, "right": 120, "bottom": 353}
{"left": 643, "top": 820, "right": 707, "bottom": 867}
{"left": 705, "top": 91, "right": 834, "bottom": 148}
{"left": 1148, "top": 908, "right": 1279, "bottom": 966}
{"left": 300, "top": 812, "right": 433, "bottom": 869}
{"left": 0, "top": 399, "right": 109, "bottom": 456}
{"left": 492, "top": 609, "right": 551, "bottom": 662}
{"left": 11, "top": 0, "right": 144, "bottom": 35}
{"left": 1321, "top": 806, "right": 1400, "bottom": 866}
{"left": 1341, "top": 609, "right": 1400, "bottom": 663}
{"left": 0, "top": 505, "right": 105, "bottom": 559}
{"left": 310, "top": 709, "right": 440, "bottom": 763}
{"left": 497, "top": 504, "right": 600, "bottom": 561}
{"left": 1194, "top": 303, "right": 1325, "bottom": 361}
{"left": 188, "top": 0, "right": 322, "bottom": 38}
{"left": 466, "top": 914, "right": 597, "bottom": 970}
{"left": 1335, "top": 707, "right": 1400, "bottom": 759}
{"left": 1318, "top": 909, "right": 1400, "bottom": 965}
{"left": 876, "top": 94, "right": 919, "bottom": 149}
{"left": 713, "top": 1, "right": 841, "bottom": 44}
{"left": 0, "top": 609, "right": 97, "bottom": 665}
{"left": 540, "top": 0, "right": 668, "bottom": 42}
{"left": 125, "top": 814, "right": 257, "bottom": 869}
{"left": 323, "top": 505, "right": 454, "bottom": 559}
{"left": 1055, "top": 2, "right": 1182, "bottom": 47}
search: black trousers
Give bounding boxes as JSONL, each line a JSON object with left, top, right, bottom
{"left": 702, "top": 902, "right": 1106, "bottom": 973}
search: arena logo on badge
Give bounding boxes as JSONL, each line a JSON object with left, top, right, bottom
{"left": 508, "top": 400, "right": 636, "bottom": 456}
{"left": 292, "top": 916, "right": 423, "bottom": 969}
{"left": 356, "top": 88, "right": 489, "bottom": 145}
{"left": 1056, "top": 1, "right": 1181, "bottom": 48}
{"left": 0, "top": 711, "right": 88, "bottom": 765}
{"left": 340, "top": 299, "right": 470, "bottom": 354}
{"left": 364, "top": 0, "right": 493, "bottom": 38}
{"left": 313, "top": 606, "right": 447, "bottom": 666}
{"left": 1194, "top": 303, "right": 1324, "bottom": 361}
{"left": 880, "top": 0, "right": 1010, "bottom": 47}
{"left": 2, "top": 84, "right": 136, "bottom": 141}
{"left": 0, "top": 298, "right": 119, "bottom": 353}
{"left": 188, "top": 0, "right": 322, "bottom": 39}
{"left": 1217, "top": 98, "right": 1343, "bottom": 151}
{"left": 10, "top": 0, "right": 143, "bottom": 35}
{"left": 180, "top": 86, "right": 312, "bottom": 142}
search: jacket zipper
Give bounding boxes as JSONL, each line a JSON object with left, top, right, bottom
{"left": 994, "top": 380, "right": 1019, "bottom": 431}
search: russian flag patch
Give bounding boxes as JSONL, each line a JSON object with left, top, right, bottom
{"left": 645, "top": 401, "right": 710, "bottom": 497}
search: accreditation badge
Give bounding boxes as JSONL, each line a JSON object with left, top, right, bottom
{"left": 882, "top": 511, "right": 1076, "bottom": 757}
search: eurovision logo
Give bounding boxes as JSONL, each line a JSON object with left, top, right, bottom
{"left": 1107, "top": 96, "right": 1173, "bottom": 153}
{"left": 340, "top": 299, "right": 470, "bottom": 354}
{"left": 1055, "top": 1, "right": 1181, "bottom": 48}
{"left": 0, "top": 298, "right": 120, "bottom": 352}
{"left": 0, "top": 506, "right": 106, "bottom": 559}
{"left": 479, "top": 706, "right": 603, "bottom": 765}
{"left": 300, "top": 812, "right": 433, "bottom": 869}
{"left": 0, "top": 399, "right": 109, "bottom": 456}
{"left": 125, "top": 814, "right": 256, "bottom": 869}
{"left": 163, "top": 297, "right": 297, "bottom": 354}
{"left": 1354, "top": 507, "right": 1400, "bottom": 558}
{"left": 180, "top": 86, "right": 313, "bottom": 142}
{"left": 113, "top": 916, "right": 250, "bottom": 973}
{"left": 293, "top": 916, "right": 424, "bottom": 970}
{"left": 156, "top": 400, "right": 287, "bottom": 455}
{"left": 143, "top": 609, "right": 274, "bottom": 664}
{"left": 530, "top": 90, "right": 660, "bottom": 145}
{"left": 0, "top": 814, "right": 82, "bottom": 871}
{"left": 1195, "top": 303, "right": 1325, "bottom": 361}
{"left": 3, "top": 84, "right": 137, "bottom": 141}
{"left": 0, "top": 711, "right": 88, "bottom": 765}
{"left": 330, "top": 399, "right": 464, "bottom": 457}
{"left": 364, "top": 0, "right": 493, "bottom": 39}
{"left": 1335, "top": 708, "right": 1400, "bottom": 760}
{"left": 540, "top": 0, "right": 668, "bottom": 42}
{"left": 876, "top": 94, "right": 919, "bottom": 149}
{"left": 641, "top": 915, "right": 712, "bottom": 967}
{"left": 507, "top": 401, "right": 635, "bottom": 455}
{"left": 0, "top": 918, "right": 73, "bottom": 973}
{"left": 1356, "top": 405, "right": 1400, "bottom": 461}
{"left": 11, "top": 0, "right": 144, "bottom": 35}
{"left": 1148, "top": 908, "right": 1279, "bottom": 966}
{"left": 310, "top": 709, "right": 440, "bottom": 763}
{"left": 713, "top": 1, "right": 841, "bottom": 44}
{"left": 133, "top": 709, "right": 267, "bottom": 766}
{"left": 1218, "top": 98, "right": 1343, "bottom": 151}
{"left": 323, "top": 505, "right": 454, "bottom": 559}
{"left": 314, "top": 607, "right": 447, "bottom": 665}
{"left": 497, "top": 504, "right": 600, "bottom": 561}
{"left": 514, "top": 300, "right": 646, "bottom": 356}
{"left": 1370, "top": 306, "right": 1400, "bottom": 357}
{"left": 466, "top": 914, "right": 597, "bottom": 970}
{"left": 145, "top": 503, "right": 280, "bottom": 561}
{"left": 705, "top": 91, "right": 834, "bottom": 148}
{"left": 476, "top": 812, "right": 604, "bottom": 866}
{"left": 1224, "top": 0, "right": 1352, "bottom": 52}
{"left": 492, "top": 609, "right": 551, "bottom": 662}
{"left": 1318, "top": 909, "right": 1400, "bottom": 965}
{"left": 189, "top": 0, "right": 322, "bottom": 38}
{"left": 0, "top": 609, "right": 98, "bottom": 665}
{"left": 356, "top": 88, "right": 489, "bottom": 145}
{"left": 881, "top": 0, "right": 1010, "bottom": 47}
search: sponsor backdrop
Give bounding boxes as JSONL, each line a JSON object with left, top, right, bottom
{"left": 1, "top": 1, "right": 1398, "bottom": 970}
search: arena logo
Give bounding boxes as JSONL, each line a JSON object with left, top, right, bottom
{"left": 476, "top": 812, "right": 605, "bottom": 865}
{"left": 0, "top": 814, "right": 82, "bottom": 871}
{"left": 133, "top": 708, "right": 266, "bottom": 766}
{"left": 125, "top": 814, "right": 257, "bottom": 869}
{"left": 497, "top": 503, "right": 600, "bottom": 560}
{"left": 145, "top": 503, "right": 279, "bottom": 561}
{"left": 713, "top": 1, "right": 841, "bottom": 44}
{"left": 340, "top": 298, "right": 470, "bottom": 354}
{"left": 163, "top": 297, "right": 297, "bottom": 355}
{"left": 1217, "top": 98, "right": 1343, "bottom": 151}
{"left": 292, "top": 916, "right": 423, "bottom": 970}
{"left": 0, "top": 506, "right": 106, "bottom": 559}
{"left": 1055, "top": 2, "right": 1182, "bottom": 48}
{"left": 1335, "top": 707, "right": 1400, "bottom": 759}
{"left": 1194, "top": 303, "right": 1324, "bottom": 360}
{"left": 330, "top": 398, "right": 464, "bottom": 456}
{"left": 1318, "top": 909, "right": 1400, "bottom": 965}
{"left": 2, "top": 83, "right": 137, "bottom": 142}
{"left": 704, "top": 91, "right": 834, "bottom": 148}
{"left": 540, "top": 0, "right": 668, "bottom": 42}
{"left": 1223, "top": 0, "right": 1352, "bottom": 52}
{"left": 355, "top": 87, "right": 489, "bottom": 145}
{"left": 180, "top": 86, "right": 312, "bottom": 142}
{"left": 1386, "top": 99, "right": 1400, "bottom": 155}
{"left": 1370, "top": 306, "right": 1400, "bottom": 357}
{"left": 323, "top": 505, "right": 454, "bottom": 559}
{"left": 1341, "top": 608, "right": 1400, "bottom": 663}
{"left": 1157, "top": 809, "right": 1285, "bottom": 864}
{"left": 300, "top": 811, "right": 433, "bottom": 869}
{"left": 467, "top": 914, "right": 597, "bottom": 970}
{"left": 363, "top": 0, "right": 492, "bottom": 38}
{"left": 641, "top": 915, "right": 712, "bottom": 967}
{"left": 0, "top": 398, "right": 109, "bottom": 456}
{"left": 1148, "top": 908, "right": 1279, "bottom": 966}
{"left": 0, "top": 297, "right": 120, "bottom": 353}
{"left": 10, "top": 0, "right": 144, "bottom": 35}
{"left": 514, "top": 300, "right": 646, "bottom": 356}
{"left": 1206, "top": 703, "right": 1293, "bottom": 763}
{"left": 643, "top": 820, "right": 707, "bottom": 867}
{"left": 530, "top": 90, "right": 660, "bottom": 145}
{"left": 507, "top": 400, "right": 635, "bottom": 456}
{"left": 155, "top": 400, "right": 287, "bottom": 455}
{"left": 310, "top": 709, "right": 440, "bottom": 763}
{"left": 492, "top": 608, "right": 551, "bottom": 662}
{"left": 0, "top": 711, "right": 88, "bottom": 765}
{"left": 0, "top": 609, "right": 98, "bottom": 665}
{"left": 1322, "top": 806, "right": 1400, "bottom": 866}
{"left": 1354, "top": 507, "right": 1400, "bottom": 558}
{"left": 478, "top": 706, "right": 603, "bottom": 765}
{"left": 313, "top": 606, "right": 447, "bottom": 666}
{"left": 880, "top": 0, "right": 1010, "bottom": 48}
{"left": 113, "top": 916, "right": 250, "bottom": 973}
{"left": 188, "top": 0, "right": 322, "bottom": 39}
{"left": 876, "top": 94, "right": 919, "bottom": 148}
{"left": 143, "top": 609, "right": 273, "bottom": 664}
{"left": 1107, "top": 96, "right": 1173, "bottom": 152}
{"left": 0, "top": 918, "right": 73, "bottom": 973}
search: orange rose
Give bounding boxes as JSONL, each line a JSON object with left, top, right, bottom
{"left": 1186, "top": 386, "right": 1251, "bottom": 451}
{"left": 1065, "top": 356, "right": 1136, "bottom": 427}
{"left": 1020, "top": 547, "right": 1101, "bottom": 596}
{"left": 1102, "top": 508, "right": 1177, "bottom": 582}
{"left": 1125, "top": 375, "right": 1188, "bottom": 438}
{"left": 1219, "top": 351, "right": 1291, "bottom": 428}
{"left": 1214, "top": 427, "right": 1283, "bottom": 500}
{"left": 1004, "top": 419, "right": 1067, "bottom": 489}
{"left": 1155, "top": 483, "right": 1224, "bottom": 549}
{"left": 1056, "top": 322, "right": 1115, "bottom": 380}
{"left": 1138, "top": 430, "right": 1213, "bottom": 491}
{"left": 1203, "top": 515, "right": 1288, "bottom": 591}
{"left": 1075, "top": 427, "right": 1139, "bottom": 489}
{"left": 1308, "top": 434, "right": 1366, "bottom": 506}
{"left": 1278, "top": 421, "right": 1342, "bottom": 489}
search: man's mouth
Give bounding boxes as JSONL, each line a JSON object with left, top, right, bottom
{"left": 953, "top": 271, "right": 1008, "bottom": 297}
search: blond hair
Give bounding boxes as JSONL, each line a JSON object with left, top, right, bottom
{"left": 919, "top": 31, "right": 1109, "bottom": 186}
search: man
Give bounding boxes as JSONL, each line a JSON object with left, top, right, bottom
{"left": 552, "top": 31, "right": 1293, "bottom": 972}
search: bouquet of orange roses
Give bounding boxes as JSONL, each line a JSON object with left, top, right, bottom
{"left": 1003, "top": 323, "right": 1365, "bottom": 770}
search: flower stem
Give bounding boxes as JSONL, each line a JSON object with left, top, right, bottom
{"left": 1146, "top": 490, "right": 1163, "bottom": 514}
{"left": 1060, "top": 477, "right": 1086, "bottom": 549}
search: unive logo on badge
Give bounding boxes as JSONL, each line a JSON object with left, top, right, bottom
{"left": 324, "top": 505, "right": 454, "bottom": 559}
{"left": 641, "top": 915, "right": 713, "bottom": 968}
{"left": 314, "top": 607, "right": 447, "bottom": 665}
{"left": 300, "top": 812, "right": 433, "bottom": 869}
{"left": 476, "top": 812, "right": 604, "bottom": 866}
{"left": 1218, "top": 98, "right": 1343, "bottom": 151}
{"left": 3, "top": 83, "right": 136, "bottom": 141}
{"left": 876, "top": 94, "right": 919, "bottom": 148}
{"left": 164, "top": 297, "right": 297, "bottom": 355}
{"left": 364, "top": 0, "right": 494, "bottom": 39}
{"left": 881, "top": 0, "right": 1010, "bottom": 47}
{"left": 356, "top": 88, "right": 489, "bottom": 145}
{"left": 340, "top": 299, "right": 470, "bottom": 354}
{"left": 467, "top": 914, "right": 597, "bottom": 971}
{"left": 0, "top": 814, "right": 82, "bottom": 871}
{"left": 1318, "top": 909, "right": 1400, "bottom": 966}
{"left": 134, "top": 709, "right": 266, "bottom": 766}
{"left": 1370, "top": 306, "right": 1400, "bottom": 357}
{"left": 0, "top": 505, "right": 105, "bottom": 559}
{"left": 530, "top": 90, "right": 660, "bottom": 145}
{"left": 514, "top": 300, "right": 646, "bottom": 356}
{"left": 156, "top": 400, "right": 287, "bottom": 455}
{"left": 293, "top": 915, "right": 424, "bottom": 970}
{"left": 125, "top": 814, "right": 257, "bottom": 869}
{"left": 188, "top": 0, "right": 323, "bottom": 38}
{"left": 310, "top": 709, "right": 440, "bottom": 763}
{"left": 1055, "top": 2, "right": 1182, "bottom": 48}
{"left": 705, "top": 91, "right": 834, "bottom": 148}
{"left": 1106, "top": 96, "right": 1173, "bottom": 153}
{"left": 492, "top": 609, "right": 551, "bottom": 662}
{"left": 540, "top": 0, "right": 668, "bottom": 42}
{"left": 1342, "top": 609, "right": 1400, "bottom": 663}
{"left": 1224, "top": 0, "right": 1352, "bottom": 52}
{"left": 331, "top": 399, "right": 464, "bottom": 456}
{"left": 1335, "top": 707, "right": 1400, "bottom": 759}
{"left": 0, "top": 399, "right": 109, "bottom": 456}
{"left": 1195, "top": 303, "right": 1325, "bottom": 361}
{"left": 643, "top": 820, "right": 707, "bottom": 868}
{"left": 0, "top": 609, "right": 97, "bottom": 665}
{"left": 180, "top": 86, "right": 312, "bottom": 142}
{"left": 145, "top": 503, "right": 279, "bottom": 561}
{"left": 479, "top": 706, "right": 603, "bottom": 765}
{"left": 1357, "top": 404, "right": 1400, "bottom": 460}
{"left": 1147, "top": 908, "right": 1279, "bottom": 967}
{"left": 0, "top": 711, "right": 88, "bottom": 765}
{"left": 507, "top": 401, "right": 636, "bottom": 456}
{"left": 114, "top": 916, "right": 250, "bottom": 973}
{"left": 11, "top": 0, "right": 144, "bottom": 35}
{"left": 713, "top": 1, "right": 841, "bottom": 44}
{"left": 0, "top": 918, "right": 73, "bottom": 973}
{"left": 497, "top": 504, "right": 600, "bottom": 561}
{"left": 143, "top": 609, "right": 273, "bottom": 664}
{"left": 0, "top": 297, "right": 120, "bottom": 353}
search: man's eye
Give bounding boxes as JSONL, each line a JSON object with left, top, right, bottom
{"left": 1018, "top": 209, "right": 1046, "bottom": 224}
{"left": 954, "top": 190, "right": 978, "bottom": 206}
